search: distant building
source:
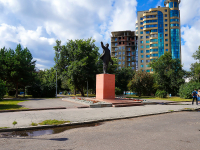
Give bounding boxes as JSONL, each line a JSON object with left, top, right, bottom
{"left": 111, "top": 30, "right": 138, "bottom": 70}
{"left": 136, "top": 0, "right": 181, "bottom": 72}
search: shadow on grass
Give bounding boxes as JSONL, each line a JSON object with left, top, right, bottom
{"left": 0, "top": 104, "right": 24, "bottom": 110}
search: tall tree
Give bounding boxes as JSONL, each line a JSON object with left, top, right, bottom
{"left": 54, "top": 38, "right": 99, "bottom": 96}
{"left": 190, "top": 46, "right": 200, "bottom": 82}
{"left": 115, "top": 67, "right": 135, "bottom": 94}
{"left": 0, "top": 44, "right": 36, "bottom": 97}
{"left": 150, "top": 52, "right": 185, "bottom": 95}
{"left": 128, "top": 70, "right": 154, "bottom": 97}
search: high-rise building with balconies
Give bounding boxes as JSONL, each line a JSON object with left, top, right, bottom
{"left": 136, "top": 0, "right": 181, "bottom": 72}
{"left": 111, "top": 31, "right": 138, "bottom": 70}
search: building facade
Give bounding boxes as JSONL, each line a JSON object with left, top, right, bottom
{"left": 136, "top": 0, "right": 181, "bottom": 72}
{"left": 111, "top": 31, "right": 138, "bottom": 70}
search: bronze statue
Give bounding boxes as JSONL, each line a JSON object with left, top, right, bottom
{"left": 100, "top": 41, "right": 113, "bottom": 74}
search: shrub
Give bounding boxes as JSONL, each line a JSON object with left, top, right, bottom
{"left": 115, "top": 87, "right": 122, "bottom": 95}
{"left": 27, "top": 83, "right": 56, "bottom": 98}
{"left": 63, "top": 90, "right": 68, "bottom": 95}
{"left": 155, "top": 90, "right": 167, "bottom": 98}
{"left": 0, "top": 80, "right": 6, "bottom": 100}
{"left": 179, "top": 82, "right": 200, "bottom": 99}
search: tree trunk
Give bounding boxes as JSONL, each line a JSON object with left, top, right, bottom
{"left": 23, "top": 86, "right": 25, "bottom": 97}
{"left": 74, "top": 89, "right": 76, "bottom": 95}
{"left": 15, "top": 83, "right": 18, "bottom": 98}
{"left": 80, "top": 87, "right": 84, "bottom": 97}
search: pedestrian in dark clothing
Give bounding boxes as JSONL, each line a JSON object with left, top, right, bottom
{"left": 192, "top": 89, "right": 198, "bottom": 105}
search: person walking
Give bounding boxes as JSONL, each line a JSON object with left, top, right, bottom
{"left": 192, "top": 89, "right": 198, "bottom": 105}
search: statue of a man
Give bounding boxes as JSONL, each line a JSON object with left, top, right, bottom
{"left": 100, "top": 41, "right": 113, "bottom": 74}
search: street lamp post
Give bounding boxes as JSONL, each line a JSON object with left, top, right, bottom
{"left": 56, "top": 68, "right": 57, "bottom": 98}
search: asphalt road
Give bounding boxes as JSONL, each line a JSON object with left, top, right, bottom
{"left": 18, "top": 98, "right": 86, "bottom": 109}
{"left": 0, "top": 111, "right": 200, "bottom": 150}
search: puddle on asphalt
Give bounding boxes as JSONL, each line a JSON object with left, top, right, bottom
{"left": 0, "top": 122, "right": 102, "bottom": 138}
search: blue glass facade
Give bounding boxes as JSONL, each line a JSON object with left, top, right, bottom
{"left": 144, "top": 20, "right": 157, "bottom": 23}
{"left": 171, "top": 29, "right": 180, "bottom": 59}
{"left": 170, "top": 10, "right": 179, "bottom": 17}
{"left": 158, "top": 11, "right": 164, "bottom": 58}
{"left": 169, "top": 2, "right": 173, "bottom": 8}
{"left": 144, "top": 24, "right": 157, "bottom": 28}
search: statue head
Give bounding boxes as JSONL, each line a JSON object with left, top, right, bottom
{"left": 106, "top": 43, "right": 109, "bottom": 48}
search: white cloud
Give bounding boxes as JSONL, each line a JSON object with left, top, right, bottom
{"left": 0, "top": 0, "right": 138, "bottom": 70}
{"left": 156, "top": 0, "right": 163, "bottom": 7}
{"left": 180, "top": 0, "right": 200, "bottom": 71}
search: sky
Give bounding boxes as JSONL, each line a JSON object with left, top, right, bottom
{"left": 0, "top": 0, "right": 200, "bottom": 71}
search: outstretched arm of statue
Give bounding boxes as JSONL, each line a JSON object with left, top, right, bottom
{"left": 101, "top": 41, "right": 105, "bottom": 49}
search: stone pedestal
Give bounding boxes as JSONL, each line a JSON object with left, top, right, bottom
{"left": 96, "top": 74, "right": 115, "bottom": 99}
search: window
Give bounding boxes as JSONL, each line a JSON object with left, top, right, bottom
{"left": 115, "top": 48, "right": 118, "bottom": 51}
{"left": 146, "top": 45, "right": 150, "bottom": 48}
{"left": 169, "top": 2, "right": 173, "bottom": 8}
{"left": 146, "top": 55, "right": 150, "bottom": 58}
{"left": 165, "top": 24, "right": 168, "bottom": 27}
{"left": 118, "top": 52, "right": 121, "bottom": 55}
{"left": 141, "top": 55, "right": 143, "bottom": 58}
{"left": 146, "top": 31, "right": 150, "bottom": 34}
{"left": 140, "top": 17, "right": 143, "bottom": 20}
{"left": 165, "top": 34, "right": 168, "bottom": 37}
{"left": 115, "top": 38, "right": 117, "bottom": 41}
{"left": 170, "top": 10, "right": 179, "bottom": 17}
{"left": 119, "top": 46, "right": 121, "bottom": 50}
{"left": 123, "top": 57, "right": 125, "bottom": 60}
{"left": 146, "top": 36, "right": 149, "bottom": 39}
{"left": 165, "top": 9, "right": 167, "bottom": 12}
{"left": 143, "top": 20, "right": 157, "bottom": 24}
{"left": 115, "top": 43, "right": 118, "bottom": 46}
{"left": 166, "top": 49, "right": 168, "bottom": 51}
{"left": 141, "top": 50, "right": 143, "bottom": 53}
{"left": 140, "top": 22, "right": 143, "bottom": 25}
{"left": 118, "top": 62, "right": 121, "bottom": 65}
{"left": 150, "top": 54, "right": 158, "bottom": 57}
{"left": 146, "top": 40, "right": 150, "bottom": 43}
{"left": 132, "top": 62, "right": 135, "bottom": 65}
{"left": 128, "top": 47, "right": 131, "bottom": 51}
{"left": 140, "top": 41, "right": 143, "bottom": 44}
{"left": 170, "top": 24, "right": 179, "bottom": 27}
{"left": 146, "top": 60, "right": 150, "bottom": 63}
{"left": 140, "top": 31, "right": 143, "bottom": 34}
{"left": 141, "top": 46, "right": 144, "bottom": 48}
{"left": 123, "top": 52, "right": 125, "bottom": 55}
{"left": 150, "top": 44, "right": 158, "bottom": 47}
{"left": 165, "top": 19, "right": 167, "bottom": 22}
{"left": 136, "top": 27, "right": 138, "bottom": 30}
{"left": 170, "top": 19, "right": 179, "bottom": 22}
{"left": 165, "top": 29, "right": 168, "bottom": 32}
{"left": 165, "top": 44, "right": 168, "bottom": 46}
{"left": 144, "top": 24, "right": 158, "bottom": 28}
{"left": 146, "top": 70, "right": 150, "bottom": 73}
{"left": 150, "top": 39, "right": 158, "bottom": 42}
{"left": 140, "top": 27, "right": 143, "bottom": 29}
{"left": 119, "top": 67, "right": 121, "bottom": 69}
{"left": 150, "top": 49, "right": 158, "bottom": 52}
{"left": 141, "top": 60, "right": 144, "bottom": 63}
{"left": 165, "top": 39, "right": 168, "bottom": 42}
{"left": 115, "top": 52, "right": 117, "bottom": 56}
{"left": 140, "top": 36, "right": 143, "bottom": 39}
{"left": 146, "top": 65, "right": 150, "bottom": 67}
{"left": 165, "top": 14, "right": 167, "bottom": 17}
{"left": 141, "top": 65, "right": 144, "bottom": 68}
{"left": 118, "top": 57, "right": 121, "bottom": 59}
{"left": 122, "top": 46, "right": 125, "bottom": 49}
{"left": 174, "top": 2, "right": 178, "bottom": 8}
{"left": 151, "top": 29, "right": 157, "bottom": 32}
{"left": 123, "top": 62, "right": 125, "bottom": 65}
{"left": 132, "top": 67, "right": 135, "bottom": 70}
{"left": 146, "top": 50, "right": 150, "bottom": 53}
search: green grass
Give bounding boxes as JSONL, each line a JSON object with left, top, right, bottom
{"left": 0, "top": 99, "right": 28, "bottom": 110}
{"left": 30, "top": 122, "right": 38, "bottom": 126}
{"left": 126, "top": 96, "right": 192, "bottom": 102}
{"left": 4, "top": 95, "right": 32, "bottom": 98}
{"left": 0, "top": 127, "right": 9, "bottom": 129}
{"left": 39, "top": 119, "right": 70, "bottom": 125}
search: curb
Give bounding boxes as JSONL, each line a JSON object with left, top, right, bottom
{"left": 0, "top": 107, "right": 66, "bottom": 113}
{"left": 0, "top": 109, "right": 185, "bottom": 133}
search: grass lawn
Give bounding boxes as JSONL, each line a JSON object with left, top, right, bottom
{"left": 0, "top": 99, "right": 28, "bottom": 110}
{"left": 126, "top": 96, "right": 192, "bottom": 102}
{"left": 3, "top": 95, "right": 32, "bottom": 98}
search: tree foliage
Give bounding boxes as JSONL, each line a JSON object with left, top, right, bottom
{"left": 150, "top": 52, "right": 185, "bottom": 95}
{"left": 128, "top": 70, "right": 155, "bottom": 97}
{"left": 179, "top": 82, "right": 200, "bottom": 99}
{"left": 0, "top": 80, "right": 6, "bottom": 100}
{"left": 115, "top": 67, "right": 134, "bottom": 94}
{"left": 54, "top": 38, "right": 101, "bottom": 96}
{"left": 0, "top": 44, "right": 36, "bottom": 97}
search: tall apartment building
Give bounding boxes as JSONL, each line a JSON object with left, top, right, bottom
{"left": 136, "top": 0, "right": 181, "bottom": 72}
{"left": 111, "top": 31, "right": 138, "bottom": 70}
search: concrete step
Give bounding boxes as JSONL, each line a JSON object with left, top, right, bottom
{"left": 113, "top": 103, "right": 144, "bottom": 107}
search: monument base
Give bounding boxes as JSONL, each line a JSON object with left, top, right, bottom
{"left": 96, "top": 74, "right": 115, "bottom": 99}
